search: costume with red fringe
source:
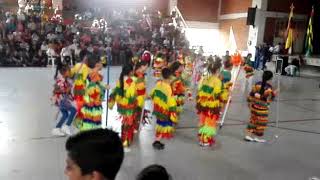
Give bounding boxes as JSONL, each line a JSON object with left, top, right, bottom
{"left": 150, "top": 80, "right": 178, "bottom": 139}
{"left": 247, "top": 82, "right": 275, "bottom": 137}
{"left": 196, "top": 75, "right": 228, "bottom": 146}
{"left": 171, "top": 72, "right": 187, "bottom": 113}
{"left": 71, "top": 63, "right": 90, "bottom": 128}
{"left": 231, "top": 52, "right": 243, "bottom": 66}
{"left": 134, "top": 71, "right": 147, "bottom": 130}
{"left": 80, "top": 72, "right": 105, "bottom": 131}
{"left": 108, "top": 76, "right": 138, "bottom": 147}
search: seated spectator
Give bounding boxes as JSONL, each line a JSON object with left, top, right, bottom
{"left": 136, "top": 164, "right": 171, "bottom": 180}
{"left": 65, "top": 129, "right": 124, "bottom": 180}
{"left": 285, "top": 58, "right": 300, "bottom": 77}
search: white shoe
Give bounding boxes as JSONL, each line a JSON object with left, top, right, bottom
{"left": 244, "top": 135, "right": 255, "bottom": 142}
{"left": 52, "top": 128, "right": 65, "bottom": 136}
{"left": 254, "top": 137, "right": 266, "bottom": 143}
{"left": 124, "top": 147, "right": 131, "bottom": 153}
{"left": 61, "top": 125, "right": 72, "bottom": 136}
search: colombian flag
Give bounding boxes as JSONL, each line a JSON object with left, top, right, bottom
{"left": 305, "top": 7, "right": 314, "bottom": 57}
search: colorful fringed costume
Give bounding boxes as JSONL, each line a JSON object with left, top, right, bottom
{"left": 244, "top": 57, "right": 254, "bottom": 78}
{"left": 80, "top": 72, "right": 105, "bottom": 131}
{"left": 134, "top": 71, "right": 147, "bottom": 130}
{"left": 247, "top": 82, "right": 275, "bottom": 136}
{"left": 71, "top": 63, "right": 90, "bottom": 109}
{"left": 196, "top": 75, "right": 228, "bottom": 146}
{"left": 171, "top": 74, "right": 187, "bottom": 113}
{"left": 153, "top": 57, "right": 165, "bottom": 78}
{"left": 150, "top": 80, "right": 178, "bottom": 139}
{"left": 108, "top": 77, "right": 138, "bottom": 147}
{"left": 71, "top": 63, "right": 90, "bottom": 127}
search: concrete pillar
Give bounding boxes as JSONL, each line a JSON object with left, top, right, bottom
{"left": 247, "top": 0, "right": 268, "bottom": 56}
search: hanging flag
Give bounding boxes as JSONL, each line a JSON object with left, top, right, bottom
{"left": 285, "top": 3, "right": 294, "bottom": 51}
{"left": 305, "top": 7, "right": 314, "bottom": 57}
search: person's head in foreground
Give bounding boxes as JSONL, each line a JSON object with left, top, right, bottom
{"left": 136, "top": 164, "right": 171, "bottom": 180}
{"left": 65, "top": 129, "right": 124, "bottom": 180}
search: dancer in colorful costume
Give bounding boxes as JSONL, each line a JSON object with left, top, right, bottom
{"left": 70, "top": 54, "right": 91, "bottom": 128}
{"left": 109, "top": 64, "right": 138, "bottom": 152}
{"left": 196, "top": 60, "right": 228, "bottom": 147}
{"left": 150, "top": 68, "right": 178, "bottom": 150}
{"left": 245, "top": 70, "right": 276, "bottom": 143}
{"left": 244, "top": 53, "right": 254, "bottom": 79}
{"left": 133, "top": 61, "right": 149, "bottom": 132}
{"left": 80, "top": 58, "right": 108, "bottom": 131}
{"left": 51, "top": 64, "right": 76, "bottom": 136}
{"left": 153, "top": 53, "right": 166, "bottom": 78}
{"left": 170, "top": 61, "right": 186, "bottom": 114}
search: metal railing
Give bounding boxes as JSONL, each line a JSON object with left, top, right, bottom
{"left": 173, "top": 6, "right": 188, "bottom": 29}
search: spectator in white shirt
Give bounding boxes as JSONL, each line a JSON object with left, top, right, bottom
{"left": 61, "top": 43, "right": 72, "bottom": 65}
{"left": 163, "top": 38, "right": 170, "bottom": 47}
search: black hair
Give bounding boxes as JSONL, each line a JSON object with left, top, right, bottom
{"left": 169, "top": 61, "right": 182, "bottom": 74}
{"left": 135, "top": 61, "right": 148, "bottom": 71}
{"left": 66, "top": 129, "right": 124, "bottom": 180}
{"left": 162, "top": 68, "right": 172, "bottom": 79}
{"left": 136, "top": 164, "right": 170, "bottom": 180}
{"left": 119, "top": 64, "right": 133, "bottom": 96}
{"left": 54, "top": 61, "right": 69, "bottom": 79}
{"left": 208, "top": 59, "right": 222, "bottom": 75}
{"left": 223, "top": 59, "right": 232, "bottom": 69}
{"left": 259, "top": 70, "right": 273, "bottom": 98}
{"left": 87, "top": 53, "right": 99, "bottom": 69}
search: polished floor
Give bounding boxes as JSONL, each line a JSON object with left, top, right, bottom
{"left": 0, "top": 66, "right": 320, "bottom": 180}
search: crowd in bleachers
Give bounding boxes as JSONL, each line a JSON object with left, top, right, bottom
{"left": 0, "top": 7, "right": 190, "bottom": 67}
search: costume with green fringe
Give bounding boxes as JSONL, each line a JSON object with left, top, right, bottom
{"left": 134, "top": 71, "right": 146, "bottom": 130}
{"left": 196, "top": 75, "right": 228, "bottom": 146}
{"left": 80, "top": 72, "right": 105, "bottom": 131}
{"left": 150, "top": 80, "right": 178, "bottom": 139}
{"left": 247, "top": 82, "right": 275, "bottom": 137}
{"left": 171, "top": 73, "right": 187, "bottom": 114}
{"left": 108, "top": 76, "right": 138, "bottom": 147}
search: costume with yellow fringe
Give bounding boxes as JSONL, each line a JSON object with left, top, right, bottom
{"left": 196, "top": 75, "right": 228, "bottom": 146}
{"left": 80, "top": 71, "right": 105, "bottom": 131}
{"left": 244, "top": 57, "right": 254, "bottom": 78}
{"left": 150, "top": 80, "right": 178, "bottom": 139}
{"left": 247, "top": 82, "right": 275, "bottom": 137}
{"left": 171, "top": 72, "right": 187, "bottom": 113}
{"left": 134, "top": 71, "right": 147, "bottom": 130}
{"left": 153, "top": 56, "right": 166, "bottom": 78}
{"left": 108, "top": 76, "right": 138, "bottom": 147}
{"left": 71, "top": 63, "right": 91, "bottom": 128}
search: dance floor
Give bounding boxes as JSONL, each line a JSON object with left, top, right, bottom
{"left": 0, "top": 66, "right": 320, "bottom": 180}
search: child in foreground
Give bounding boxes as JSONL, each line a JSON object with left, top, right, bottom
{"left": 196, "top": 60, "right": 228, "bottom": 147}
{"left": 65, "top": 129, "right": 124, "bottom": 180}
{"left": 245, "top": 70, "right": 276, "bottom": 143}
{"left": 52, "top": 64, "right": 77, "bottom": 136}
{"left": 150, "top": 68, "right": 178, "bottom": 150}
{"left": 109, "top": 64, "right": 138, "bottom": 152}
